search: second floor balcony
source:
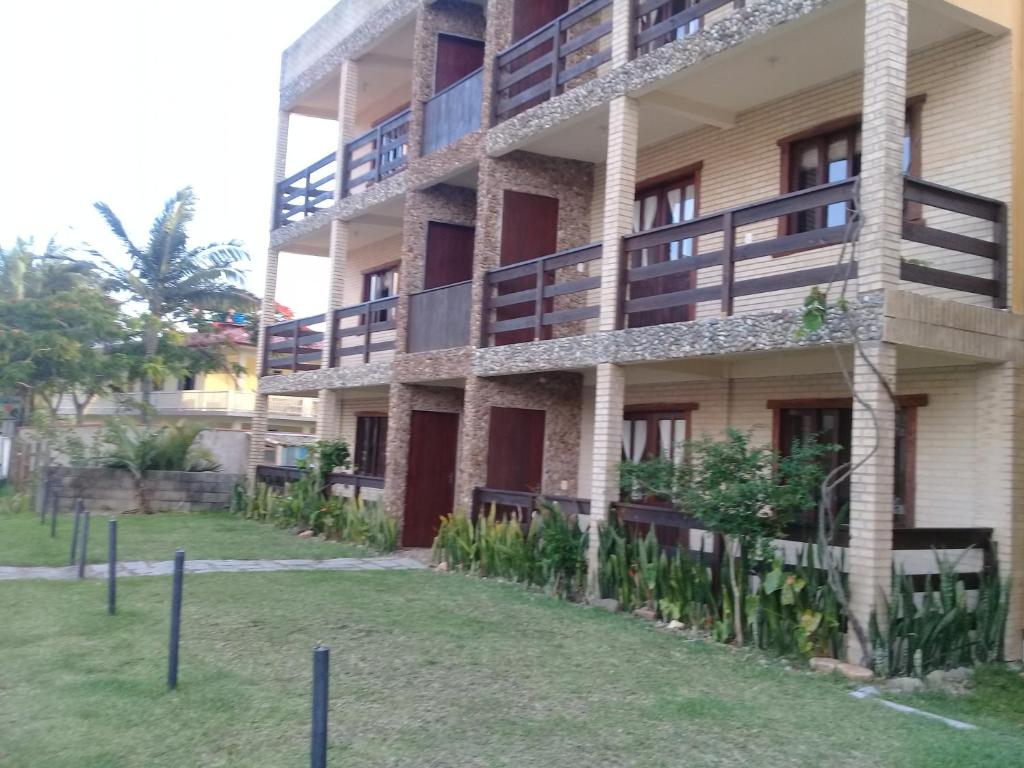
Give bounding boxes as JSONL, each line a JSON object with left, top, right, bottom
{"left": 55, "top": 390, "right": 318, "bottom": 422}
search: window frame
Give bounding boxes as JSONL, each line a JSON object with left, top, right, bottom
{"left": 361, "top": 262, "right": 400, "bottom": 325}
{"left": 767, "top": 394, "right": 927, "bottom": 528}
{"left": 354, "top": 412, "right": 389, "bottom": 478}
{"left": 621, "top": 402, "right": 699, "bottom": 463}
{"left": 776, "top": 95, "right": 926, "bottom": 242}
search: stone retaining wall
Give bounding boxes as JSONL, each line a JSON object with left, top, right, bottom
{"left": 48, "top": 468, "right": 242, "bottom": 514}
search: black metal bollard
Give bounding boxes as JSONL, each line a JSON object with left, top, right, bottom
{"left": 38, "top": 470, "right": 49, "bottom": 524}
{"left": 107, "top": 519, "right": 117, "bottom": 615}
{"left": 311, "top": 644, "right": 330, "bottom": 768}
{"left": 68, "top": 499, "right": 83, "bottom": 566}
{"left": 49, "top": 486, "right": 58, "bottom": 538}
{"left": 167, "top": 549, "right": 185, "bottom": 690}
{"left": 77, "top": 506, "right": 91, "bottom": 580}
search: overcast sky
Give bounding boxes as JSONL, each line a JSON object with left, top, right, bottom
{"left": 0, "top": 0, "right": 341, "bottom": 317}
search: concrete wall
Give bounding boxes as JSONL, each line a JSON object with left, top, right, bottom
{"left": 50, "top": 468, "right": 241, "bottom": 514}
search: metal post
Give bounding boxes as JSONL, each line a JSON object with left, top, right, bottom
{"left": 77, "top": 506, "right": 91, "bottom": 580}
{"left": 69, "top": 499, "right": 82, "bottom": 565}
{"left": 38, "top": 467, "right": 48, "bottom": 523}
{"left": 311, "top": 644, "right": 329, "bottom": 768}
{"left": 49, "top": 482, "right": 58, "bottom": 538}
{"left": 167, "top": 549, "right": 185, "bottom": 690}
{"left": 108, "top": 519, "right": 117, "bottom": 615}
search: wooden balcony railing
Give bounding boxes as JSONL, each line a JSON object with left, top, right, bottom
{"left": 329, "top": 296, "right": 399, "bottom": 366}
{"left": 619, "top": 176, "right": 1007, "bottom": 328}
{"left": 407, "top": 281, "right": 472, "bottom": 353}
{"left": 471, "top": 487, "right": 591, "bottom": 527}
{"left": 633, "top": 0, "right": 736, "bottom": 56}
{"left": 494, "top": 0, "right": 612, "bottom": 123}
{"left": 900, "top": 177, "right": 1007, "bottom": 308}
{"left": 256, "top": 465, "right": 385, "bottom": 501}
{"left": 341, "top": 108, "right": 411, "bottom": 197}
{"left": 262, "top": 313, "right": 327, "bottom": 374}
{"left": 423, "top": 68, "right": 483, "bottom": 155}
{"left": 482, "top": 242, "right": 602, "bottom": 346}
{"left": 274, "top": 152, "right": 336, "bottom": 228}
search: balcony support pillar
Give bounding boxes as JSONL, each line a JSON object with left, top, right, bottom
{"left": 610, "top": 0, "right": 634, "bottom": 67}
{"left": 335, "top": 59, "right": 359, "bottom": 203}
{"left": 599, "top": 96, "right": 639, "bottom": 332}
{"left": 846, "top": 0, "right": 908, "bottom": 666}
{"left": 586, "top": 363, "right": 626, "bottom": 597}
{"left": 247, "top": 394, "right": 270, "bottom": 487}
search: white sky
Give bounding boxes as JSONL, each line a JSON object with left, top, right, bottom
{"left": 0, "top": 0, "right": 340, "bottom": 317}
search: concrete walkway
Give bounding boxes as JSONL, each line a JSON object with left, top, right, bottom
{"left": 0, "top": 555, "right": 427, "bottom": 582}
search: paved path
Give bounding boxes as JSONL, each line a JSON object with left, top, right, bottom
{"left": 0, "top": 556, "right": 426, "bottom": 582}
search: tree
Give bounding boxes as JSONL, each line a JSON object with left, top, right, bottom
{"left": 627, "top": 430, "right": 832, "bottom": 647}
{"left": 87, "top": 187, "right": 254, "bottom": 420}
{"left": 0, "top": 238, "right": 129, "bottom": 424}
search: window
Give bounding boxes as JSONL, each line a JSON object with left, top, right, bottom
{"left": 621, "top": 406, "right": 693, "bottom": 464}
{"left": 362, "top": 264, "right": 398, "bottom": 324}
{"left": 780, "top": 98, "right": 924, "bottom": 235}
{"left": 770, "top": 396, "right": 925, "bottom": 527}
{"left": 355, "top": 414, "right": 388, "bottom": 477}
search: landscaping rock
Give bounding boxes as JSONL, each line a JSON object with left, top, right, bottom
{"left": 809, "top": 657, "right": 840, "bottom": 674}
{"left": 632, "top": 607, "right": 657, "bottom": 622}
{"left": 436, "top": 561, "right": 449, "bottom": 572}
{"left": 590, "top": 598, "right": 619, "bottom": 613}
{"left": 837, "top": 662, "right": 874, "bottom": 683}
{"left": 925, "top": 667, "right": 974, "bottom": 695}
{"left": 884, "top": 677, "right": 925, "bottom": 694}
{"left": 297, "top": 530, "right": 315, "bottom": 539}
{"left": 667, "top": 620, "right": 685, "bottom": 630}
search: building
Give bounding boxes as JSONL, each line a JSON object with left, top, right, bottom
{"left": 252, "top": 0, "right": 1024, "bottom": 662}
{"left": 60, "top": 317, "right": 318, "bottom": 438}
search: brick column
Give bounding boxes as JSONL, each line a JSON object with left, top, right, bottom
{"left": 976, "top": 363, "right": 1024, "bottom": 661}
{"left": 586, "top": 363, "right": 625, "bottom": 596}
{"left": 610, "top": 0, "right": 634, "bottom": 67}
{"left": 271, "top": 110, "right": 290, "bottom": 226}
{"left": 599, "top": 96, "right": 638, "bottom": 332}
{"left": 249, "top": 247, "right": 280, "bottom": 485}
{"left": 845, "top": 0, "right": 908, "bottom": 665}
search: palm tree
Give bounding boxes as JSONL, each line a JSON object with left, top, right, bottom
{"left": 88, "top": 187, "right": 253, "bottom": 418}
{"left": 0, "top": 237, "right": 96, "bottom": 300}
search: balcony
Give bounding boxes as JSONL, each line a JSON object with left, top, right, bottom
{"left": 262, "top": 296, "right": 398, "bottom": 375}
{"left": 55, "top": 391, "right": 318, "bottom": 421}
{"left": 493, "top": 0, "right": 613, "bottom": 124}
{"left": 480, "top": 177, "right": 1007, "bottom": 346}
{"left": 341, "top": 108, "right": 411, "bottom": 198}
{"left": 407, "top": 281, "right": 472, "bottom": 353}
{"left": 423, "top": 68, "right": 483, "bottom": 155}
{"left": 274, "top": 152, "right": 336, "bottom": 228}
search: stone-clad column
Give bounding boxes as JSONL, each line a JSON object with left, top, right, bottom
{"left": 976, "top": 364, "right": 1024, "bottom": 661}
{"left": 599, "top": 96, "right": 638, "bottom": 332}
{"left": 586, "top": 363, "right": 625, "bottom": 596}
{"left": 846, "top": 0, "right": 908, "bottom": 664}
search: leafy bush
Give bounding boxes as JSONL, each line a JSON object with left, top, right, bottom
{"left": 871, "top": 554, "right": 1010, "bottom": 677}
{"left": 432, "top": 501, "right": 587, "bottom": 599}
{"left": 100, "top": 420, "right": 219, "bottom": 475}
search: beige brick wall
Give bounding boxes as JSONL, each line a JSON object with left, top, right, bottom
{"left": 588, "top": 31, "right": 1012, "bottom": 317}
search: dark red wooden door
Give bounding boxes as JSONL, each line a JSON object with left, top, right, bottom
{"left": 486, "top": 406, "right": 545, "bottom": 492}
{"left": 629, "top": 174, "right": 699, "bottom": 328}
{"left": 435, "top": 34, "right": 485, "bottom": 92}
{"left": 495, "top": 190, "right": 559, "bottom": 345}
{"left": 512, "top": 0, "right": 568, "bottom": 40}
{"left": 425, "top": 222, "right": 475, "bottom": 290}
{"left": 403, "top": 410, "right": 460, "bottom": 547}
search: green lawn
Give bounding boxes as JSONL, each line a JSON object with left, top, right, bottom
{"left": 0, "top": 509, "right": 369, "bottom": 566}
{"left": 1, "top": 570, "right": 1022, "bottom": 768}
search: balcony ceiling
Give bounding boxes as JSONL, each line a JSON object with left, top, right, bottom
{"left": 519, "top": 0, "right": 987, "bottom": 164}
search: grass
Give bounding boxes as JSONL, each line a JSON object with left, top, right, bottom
{"left": 1, "top": 569, "right": 1022, "bottom": 768}
{"left": 0, "top": 508, "right": 369, "bottom": 566}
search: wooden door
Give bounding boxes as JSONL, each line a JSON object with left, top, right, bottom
{"left": 495, "top": 190, "right": 559, "bottom": 345}
{"left": 629, "top": 174, "right": 699, "bottom": 328}
{"left": 486, "top": 406, "right": 545, "bottom": 491}
{"left": 425, "top": 222, "right": 475, "bottom": 290}
{"left": 435, "top": 34, "right": 485, "bottom": 92}
{"left": 507, "top": 0, "right": 569, "bottom": 116}
{"left": 403, "top": 410, "right": 460, "bottom": 547}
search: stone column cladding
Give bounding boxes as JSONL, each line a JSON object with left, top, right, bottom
{"left": 585, "top": 363, "right": 625, "bottom": 595}
{"left": 976, "top": 363, "right": 1024, "bottom": 661}
{"left": 599, "top": 96, "right": 639, "bottom": 332}
{"left": 410, "top": 0, "right": 486, "bottom": 160}
{"left": 469, "top": 151, "right": 595, "bottom": 347}
{"left": 455, "top": 372, "right": 584, "bottom": 511}
{"left": 844, "top": 0, "right": 909, "bottom": 664}
{"left": 480, "top": 0, "right": 514, "bottom": 128}
{"left": 847, "top": 341, "right": 898, "bottom": 664}
{"left": 395, "top": 185, "right": 478, "bottom": 355}
{"left": 383, "top": 382, "right": 465, "bottom": 521}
